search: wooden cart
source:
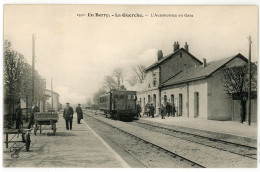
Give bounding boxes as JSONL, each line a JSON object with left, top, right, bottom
{"left": 34, "top": 112, "right": 59, "bottom": 135}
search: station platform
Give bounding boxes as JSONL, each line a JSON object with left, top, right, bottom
{"left": 3, "top": 113, "right": 129, "bottom": 168}
{"left": 139, "top": 115, "right": 258, "bottom": 148}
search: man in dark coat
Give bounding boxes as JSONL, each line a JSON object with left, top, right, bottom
{"left": 136, "top": 103, "right": 142, "bottom": 117}
{"left": 166, "top": 102, "right": 171, "bottom": 117}
{"left": 76, "top": 104, "right": 83, "bottom": 124}
{"left": 149, "top": 103, "right": 155, "bottom": 118}
{"left": 172, "top": 103, "right": 176, "bottom": 117}
{"left": 161, "top": 104, "right": 166, "bottom": 119}
{"left": 28, "top": 102, "right": 40, "bottom": 129}
{"left": 15, "top": 105, "right": 22, "bottom": 129}
{"left": 63, "top": 103, "right": 74, "bottom": 130}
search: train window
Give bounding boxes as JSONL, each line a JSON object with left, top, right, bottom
{"left": 120, "top": 95, "right": 124, "bottom": 99}
{"left": 114, "top": 95, "right": 118, "bottom": 99}
{"left": 128, "top": 95, "right": 131, "bottom": 99}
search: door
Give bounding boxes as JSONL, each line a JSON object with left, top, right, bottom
{"left": 194, "top": 92, "right": 199, "bottom": 118}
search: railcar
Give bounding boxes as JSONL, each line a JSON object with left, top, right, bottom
{"left": 99, "top": 90, "right": 137, "bottom": 121}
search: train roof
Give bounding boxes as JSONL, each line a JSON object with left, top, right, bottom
{"left": 100, "top": 90, "right": 136, "bottom": 98}
{"left": 111, "top": 90, "right": 136, "bottom": 93}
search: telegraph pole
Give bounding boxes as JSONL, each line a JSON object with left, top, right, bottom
{"left": 248, "top": 36, "right": 252, "bottom": 126}
{"left": 51, "top": 78, "right": 54, "bottom": 109}
{"left": 32, "top": 34, "right": 35, "bottom": 104}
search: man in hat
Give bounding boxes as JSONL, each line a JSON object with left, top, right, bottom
{"left": 63, "top": 103, "right": 74, "bottom": 130}
{"left": 76, "top": 103, "right": 83, "bottom": 124}
{"left": 28, "top": 101, "right": 40, "bottom": 129}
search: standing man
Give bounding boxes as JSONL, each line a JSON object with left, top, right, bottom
{"left": 136, "top": 103, "right": 142, "bottom": 117}
{"left": 76, "top": 104, "right": 83, "bottom": 124}
{"left": 172, "top": 103, "right": 176, "bottom": 117}
{"left": 161, "top": 104, "right": 166, "bottom": 119}
{"left": 166, "top": 102, "right": 171, "bottom": 117}
{"left": 28, "top": 102, "right": 40, "bottom": 129}
{"left": 63, "top": 103, "right": 74, "bottom": 130}
{"left": 15, "top": 105, "right": 22, "bottom": 129}
{"left": 149, "top": 103, "right": 155, "bottom": 118}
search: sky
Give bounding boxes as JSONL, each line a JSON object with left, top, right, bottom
{"left": 3, "top": 5, "right": 258, "bottom": 105}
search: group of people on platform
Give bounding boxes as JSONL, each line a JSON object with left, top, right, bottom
{"left": 14, "top": 101, "right": 40, "bottom": 130}
{"left": 136, "top": 101, "right": 177, "bottom": 119}
{"left": 14, "top": 102, "right": 84, "bottom": 131}
{"left": 63, "top": 103, "right": 83, "bottom": 130}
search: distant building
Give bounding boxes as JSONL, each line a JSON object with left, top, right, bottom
{"left": 44, "top": 89, "right": 60, "bottom": 112}
{"left": 137, "top": 42, "right": 257, "bottom": 122}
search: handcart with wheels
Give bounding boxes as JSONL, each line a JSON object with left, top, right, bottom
{"left": 4, "top": 129, "right": 31, "bottom": 158}
{"left": 34, "top": 112, "right": 59, "bottom": 135}
{"left": 4, "top": 109, "right": 32, "bottom": 159}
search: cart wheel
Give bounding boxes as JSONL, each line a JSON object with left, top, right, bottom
{"left": 25, "top": 132, "right": 30, "bottom": 152}
{"left": 34, "top": 122, "right": 38, "bottom": 135}
{"left": 53, "top": 123, "right": 57, "bottom": 135}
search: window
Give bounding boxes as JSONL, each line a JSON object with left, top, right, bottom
{"left": 120, "top": 95, "right": 124, "bottom": 99}
{"left": 153, "top": 77, "right": 156, "bottom": 87}
{"left": 132, "top": 95, "right": 136, "bottom": 99}
{"left": 128, "top": 95, "right": 131, "bottom": 99}
{"left": 153, "top": 72, "right": 157, "bottom": 87}
{"left": 114, "top": 95, "right": 118, "bottom": 99}
{"left": 194, "top": 92, "right": 199, "bottom": 118}
{"left": 180, "top": 52, "right": 182, "bottom": 58}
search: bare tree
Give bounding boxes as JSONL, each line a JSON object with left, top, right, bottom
{"left": 221, "top": 63, "right": 257, "bottom": 123}
{"left": 104, "top": 75, "right": 118, "bottom": 90}
{"left": 131, "top": 64, "right": 146, "bottom": 84}
{"left": 113, "top": 67, "right": 126, "bottom": 89}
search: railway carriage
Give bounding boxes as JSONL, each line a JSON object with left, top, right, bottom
{"left": 99, "top": 90, "right": 137, "bottom": 121}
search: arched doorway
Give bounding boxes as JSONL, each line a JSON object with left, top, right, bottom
{"left": 171, "top": 94, "right": 174, "bottom": 104}
{"left": 179, "top": 94, "right": 183, "bottom": 116}
{"left": 194, "top": 92, "right": 199, "bottom": 118}
{"left": 148, "top": 95, "right": 151, "bottom": 104}
{"left": 153, "top": 94, "right": 156, "bottom": 114}
{"left": 164, "top": 95, "right": 167, "bottom": 106}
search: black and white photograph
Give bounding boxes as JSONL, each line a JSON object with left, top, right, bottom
{"left": 1, "top": 1, "right": 259, "bottom": 169}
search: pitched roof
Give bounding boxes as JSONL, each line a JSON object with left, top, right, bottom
{"left": 162, "top": 53, "right": 247, "bottom": 86}
{"left": 145, "top": 48, "right": 202, "bottom": 72}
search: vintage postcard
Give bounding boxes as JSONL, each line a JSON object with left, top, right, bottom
{"left": 2, "top": 4, "right": 258, "bottom": 168}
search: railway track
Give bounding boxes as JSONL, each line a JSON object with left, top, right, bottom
{"left": 131, "top": 120, "right": 257, "bottom": 160}
{"left": 88, "top": 110, "right": 257, "bottom": 160}
{"left": 85, "top": 112, "right": 205, "bottom": 168}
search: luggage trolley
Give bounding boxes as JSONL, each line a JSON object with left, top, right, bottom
{"left": 34, "top": 112, "right": 59, "bottom": 135}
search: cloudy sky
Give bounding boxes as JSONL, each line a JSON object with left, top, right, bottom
{"left": 4, "top": 5, "right": 258, "bottom": 105}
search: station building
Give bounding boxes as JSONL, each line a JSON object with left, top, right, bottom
{"left": 137, "top": 42, "right": 257, "bottom": 122}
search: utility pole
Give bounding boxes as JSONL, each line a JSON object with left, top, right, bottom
{"left": 248, "top": 36, "right": 252, "bottom": 126}
{"left": 32, "top": 34, "right": 35, "bottom": 104}
{"left": 51, "top": 78, "right": 54, "bottom": 109}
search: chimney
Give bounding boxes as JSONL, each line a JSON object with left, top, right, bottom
{"left": 184, "top": 42, "right": 189, "bottom": 52}
{"left": 173, "top": 41, "right": 180, "bottom": 52}
{"left": 157, "top": 50, "right": 163, "bottom": 61}
{"left": 203, "top": 58, "right": 207, "bottom": 68}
